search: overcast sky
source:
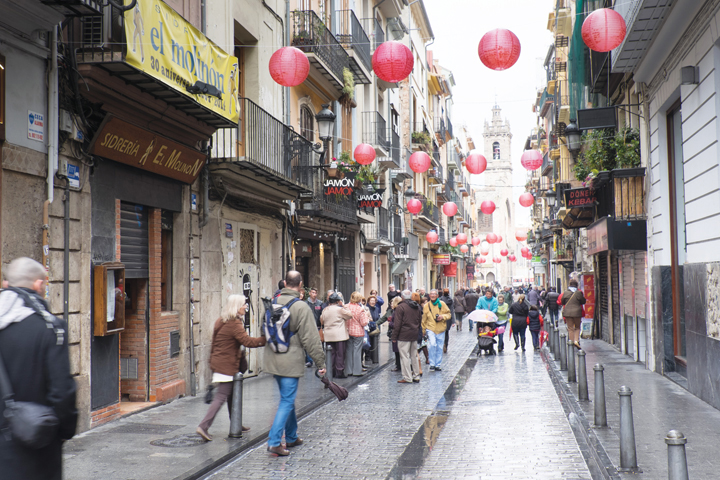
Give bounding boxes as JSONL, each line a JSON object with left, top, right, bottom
{"left": 424, "top": 0, "right": 554, "bottom": 227}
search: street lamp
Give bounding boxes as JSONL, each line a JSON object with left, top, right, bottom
{"left": 315, "top": 104, "right": 336, "bottom": 163}
{"left": 543, "top": 217, "right": 550, "bottom": 231}
{"left": 403, "top": 186, "right": 416, "bottom": 198}
{"left": 565, "top": 120, "right": 582, "bottom": 157}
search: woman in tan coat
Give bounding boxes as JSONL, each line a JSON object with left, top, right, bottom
{"left": 320, "top": 293, "right": 352, "bottom": 378}
{"left": 197, "top": 294, "right": 266, "bottom": 441}
{"left": 561, "top": 279, "right": 586, "bottom": 350}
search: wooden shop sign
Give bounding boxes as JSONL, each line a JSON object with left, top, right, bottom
{"left": 89, "top": 116, "right": 205, "bottom": 184}
{"left": 564, "top": 187, "right": 596, "bottom": 208}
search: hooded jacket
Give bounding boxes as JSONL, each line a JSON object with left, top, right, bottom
{"left": 391, "top": 300, "right": 422, "bottom": 342}
{"left": 463, "top": 291, "right": 480, "bottom": 312}
{"left": 527, "top": 310, "right": 544, "bottom": 331}
{"left": 0, "top": 288, "right": 77, "bottom": 480}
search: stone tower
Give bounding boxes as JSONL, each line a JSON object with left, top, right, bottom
{"left": 475, "top": 104, "right": 515, "bottom": 286}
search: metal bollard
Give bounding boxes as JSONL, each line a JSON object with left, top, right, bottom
{"left": 665, "top": 430, "right": 689, "bottom": 480}
{"left": 553, "top": 326, "right": 561, "bottom": 359}
{"left": 577, "top": 350, "right": 589, "bottom": 401}
{"left": 567, "top": 340, "right": 576, "bottom": 383}
{"left": 548, "top": 323, "right": 555, "bottom": 354}
{"left": 594, "top": 364, "right": 607, "bottom": 427}
{"left": 228, "top": 373, "right": 244, "bottom": 438}
{"left": 325, "top": 344, "right": 333, "bottom": 383}
{"left": 618, "top": 386, "right": 640, "bottom": 472}
{"left": 559, "top": 334, "right": 567, "bottom": 370}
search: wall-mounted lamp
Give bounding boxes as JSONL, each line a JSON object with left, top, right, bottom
{"left": 681, "top": 66, "right": 699, "bottom": 85}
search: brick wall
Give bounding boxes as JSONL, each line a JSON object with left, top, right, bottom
{"left": 120, "top": 279, "right": 148, "bottom": 401}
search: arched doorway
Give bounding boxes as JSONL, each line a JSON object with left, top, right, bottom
{"left": 486, "top": 272, "right": 496, "bottom": 285}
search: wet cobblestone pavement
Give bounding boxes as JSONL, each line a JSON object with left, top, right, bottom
{"left": 205, "top": 330, "right": 592, "bottom": 479}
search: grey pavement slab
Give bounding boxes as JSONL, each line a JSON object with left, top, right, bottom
{"left": 63, "top": 331, "right": 392, "bottom": 480}
{"left": 547, "top": 331, "right": 720, "bottom": 479}
{"left": 207, "top": 328, "right": 593, "bottom": 480}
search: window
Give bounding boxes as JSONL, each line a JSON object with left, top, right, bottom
{"left": 493, "top": 142, "right": 500, "bottom": 159}
{"left": 300, "top": 106, "right": 314, "bottom": 142}
{"left": 160, "top": 210, "right": 173, "bottom": 311}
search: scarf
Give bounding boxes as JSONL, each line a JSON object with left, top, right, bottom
{"left": 431, "top": 298, "right": 441, "bottom": 308}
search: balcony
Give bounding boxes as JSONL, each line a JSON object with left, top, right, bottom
{"left": 440, "top": 172, "right": 455, "bottom": 201}
{"left": 438, "top": 226, "right": 447, "bottom": 245}
{"left": 335, "top": 10, "right": 372, "bottom": 84}
{"left": 446, "top": 118, "right": 454, "bottom": 140}
{"left": 448, "top": 150, "right": 462, "bottom": 171}
{"left": 389, "top": 128, "right": 402, "bottom": 169}
{"left": 361, "top": 207, "right": 394, "bottom": 248}
{"left": 70, "top": 6, "right": 234, "bottom": 128}
{"left": 391, "top": 148, "right": 413, "bottom": 183}
{"left": 541, "top": 152, "right": 553, "bottom": 177}
{"left": 392, "top": 213, "right": 402, "bottom": 245}
{"left": 411, "top": 123, "right": 433, "bottom": 152}
{"left": 295, "top": 167, "right": 357, "bottom": 224}
{"left": 362, "top": 17, "right": 384, "bottom": 51}
{"left": 431, "top": 145, "right": 441, "bottom": 168}
{"left": 417, "top": 195, "right": 439, "bottom": 229}
{"left": 362, "top": 111, "right": 390, "bottom": 156}
{"left": 292, "top": 10, "right": 350, "bottom": 95}
{"left": 210, "top": 98, "right": 313, "bottom": 201}
{"left": 429, "top": 165, "right": 443, "bottom": 185}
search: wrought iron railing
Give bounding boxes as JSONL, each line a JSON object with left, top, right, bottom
{"left": 407, "top": 233, "right": 419, "bottom": 260}
{"left": 211, "top": 98, "right": 314, "bottom": 189}
{"left": 391, "top": 129, "right": 401, "bottom": 166}
{"left": 378, "top": 206, "right": 389, "bottom": 238}
{"left": 418, "top": 195, "right": 439, "bottom": 225}
{"left": 446, "top": 118, "right": 454, "bottom": 139}
{"left": 362, "top": 17, "right": 384, "bottom": 51}
{"left": 336, "top": 10, "right": 371, "bottom": 72}
{"left": 434, "top": 116, "right": 446, "bottom": 137}
{"left": 432, "top": 146, "right": 441, "bottom": 166}
{"left": 292, "top": 10, "right": 348, "bottom": 83}
{"left": 362, "top": 111, "right": 389, "bottom": 150}
{"left": 294, "top": 167, "right": 357, "bottom": 223}
{"left": 438, "top": 226, "right": 446, "bottom": 245}
{"left": 392, "top": 213, "right": 402, "bottom": 244}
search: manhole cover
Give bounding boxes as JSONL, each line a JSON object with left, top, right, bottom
{"left": 151, "top": 434, "right": 208, "bottom": 448}
{"left": 110, "top": 424, "right": 183, "bottom": 435}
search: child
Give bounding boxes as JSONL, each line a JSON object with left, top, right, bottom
{"left": 527, "top": 305, "right": 545, "bottom": 351}
{"left": 477, "top": 324, "right": 497, "bottom": 355}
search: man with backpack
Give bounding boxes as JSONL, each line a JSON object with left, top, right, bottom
{"left": 0, "top": 257, "right": 77, "bottom": 480}
{"left": 264, "top": 271, "right": 325, "bottom": 456}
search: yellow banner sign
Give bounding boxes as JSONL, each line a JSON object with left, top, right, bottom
{"left": 124, "top": 0, "right": 239, "bottom": 124}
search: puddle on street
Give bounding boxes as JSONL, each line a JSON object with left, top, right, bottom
{"left": 385, "top": 354, "right": 478, "bottom": 479}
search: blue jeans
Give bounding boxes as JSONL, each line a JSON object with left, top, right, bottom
{"left": 548, "top": 309, "right": 559, "bottom": 325}
{"left": 427, "top": 330, "right": 445, "bottom": 368}
{"left": 530, "top": 330, "right": 540, "bottom": 348}
{"left": 268, "top": 376, "right": 299, "bottom": 447}
{"left": 465, "top": 314, "right": 473, "bottom": 331}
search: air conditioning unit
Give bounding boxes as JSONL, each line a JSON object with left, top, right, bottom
{"left": 386, "top": 17, "right": 408, "bottom": 41}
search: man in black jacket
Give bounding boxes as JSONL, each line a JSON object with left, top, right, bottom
{"left": 463, "top": 288, "right": 480, "bottom": 332}
{"left": 0, "top": 257, "right": 77, "bottom": 480}
{"left": 391, "top": 290, "right": 422, "bottom": 384}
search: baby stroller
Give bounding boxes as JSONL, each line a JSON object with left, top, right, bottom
{"left": 469, "top": 310, "right": 499, "bottom": 355}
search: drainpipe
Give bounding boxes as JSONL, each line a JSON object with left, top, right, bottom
{"left": 47, "top": 25, "right": 58, "bottom": 203}
{"left": 285, "top": 0, "right": 291, "bottom": 126}
{"left": 199, "top": 165, "right": 210, "bottom": 228}
{"left": 63, "top": 179, "right": 69, "bottom": 322}
{"left": 282, "top": 216, "right": 287, "bottom": 277}
{"left": 201, "top": 0, "right": 206, "bottom": 33}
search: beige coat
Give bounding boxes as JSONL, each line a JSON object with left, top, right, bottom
{"left": 263, "top": 288, "right": 326, "bottom": 376}
{"left": 422, "top": 300, "right": 452, "bottom": 335}
{"left": 320, "top": 304, "right": 351, "bottom": 342}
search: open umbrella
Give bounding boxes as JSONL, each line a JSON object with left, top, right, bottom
{"left": 466, "top": 309, "right": 498, "bottom": 329}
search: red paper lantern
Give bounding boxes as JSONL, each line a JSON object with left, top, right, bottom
{"left": 456, "top": 232, "right": 468, "bottom": 244}
{"left": 582, "top": 8, "right": 627, "bottom": 53}
{"left": 465, "top": 152, "right": 487, "bottom": 175}
{"left": 493, "top": 257, "right": 501, "bottom": 264}
{"left": 480, "top": 246, "right": 490, "bottom": 255}
{"left": 409, "top": 151, "right": 431, "bottom": 173}
{"left": 479, "top": 257, "right": 487, "bottom": 264}
{"left": 426, "top": 230, "right": 438, "bottom": 244}
{"left": 471, "top": 237, "right": 481, "bottom": 246}
{"left": 520, "top": 150, "right": 543, "bottom": 170}
{"left": 500, "top": 248, "right": 509, "bottom": 256}
{"left": 354, "top": 143, "right": 376, "bottom": 165}
{"left": 449, "top": 237, "right": 458, "bottom": 247}
{"left": 475, "top": 256, "right": 482, "bottom": 264}
{"left": 480, "top": 200, "right": 496, "bottom": 215}
{"left": 508, "top": 254, "right": 517, "bottom": 262}
{"left": 497, "top": 235, "right": 503, "bottom": 243}
{"left": 519, "top": 192, "right": 535, "bottom": 207}
{"left": 442, "top": 202, "right": 458, "bottom": 217}
{"left": 486, "top": 233, "right": 498, "bottom": 244}
{"left": 460, "top": 245, "right": 469, "bottom": 253}
{"left": 269, "top": 47, "right": 310, "bottom": 87}
{"left": 477, "top": 28, "right": 521, "bottom": 71}
{"left": 515, "top": 229, "right": 528, "bottom": 241}
{"left": 372, "top": 41, "right": 414, "bottom": 83}
{"left": 407, "top": 198, "right": 422, "bottom": 215}
{"left": 521, "top": 246, "right": 530, "bottom": 256}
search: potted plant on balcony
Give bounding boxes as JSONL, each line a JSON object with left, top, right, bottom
{"left": 339, "top": 68, "right": 357, "bottom": 109}
{"left": 355, "top": 164, "right": 378, "bottom": 188}
{"left": 573, "top": 126, "right": 640, "bottom": 183}
{"left": 411, "top": 131, "right": 432, "bottom": 150}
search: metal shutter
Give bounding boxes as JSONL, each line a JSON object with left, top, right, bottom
{"left": 611, "top": 255, "right": 621, "bottom": 349}
{"left": 635, "top": 252, "right": 647, "bottom": 317}
{"left": 597, "top": 253, "right": 609, "bottom": 342}
{"left": 120, "top": 202, "right": 149, "bottom": 278}
{"left": 622, "top": 255, "right": 633, "bottom": 316}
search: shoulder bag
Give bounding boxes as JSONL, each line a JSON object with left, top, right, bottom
{"left": 0, "top": 288, "right": 61, "bottom": 449}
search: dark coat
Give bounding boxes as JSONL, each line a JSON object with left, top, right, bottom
{"left": 463, "top": 292, "right": 480, "bottom": 312}
{"left": 546, "top": 291, "right": 560, "bottom": 310}
{"left": 0, "top": 288, "right": 77, "bottom": 480}
{"left": 387, "top": 290, "right": 401, "bottom": 304}
{"left": 390, "top": 300, "right": 422, "bottom": 343}
{"left": 528, "top": 310, "right": 543, "bottom": 331}
{"left": 508, "top": 301, "right": 530, "bottom": 331}
{"left": 306, "top": 298, "right": 324, "bottom": 327}
{"left": 453, "top": 292, "right": 466, "bottom": 314}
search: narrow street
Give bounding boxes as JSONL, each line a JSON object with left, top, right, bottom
{"left": 206, "top": 329, "right": 592, "bottom": 480}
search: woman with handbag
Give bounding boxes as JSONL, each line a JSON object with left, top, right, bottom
{"left": 561, "top": 280, "right": 586, "bottom": 350}
{"left": 453, "top": 289, "right": 466, "bottom": 330}
{"left": 197, "top": 294, "right": 266, "bottom": 441}
{"left": 508, "top": 294, "right": 530, "bottom": 351}
{"left": 345, "top": 292, "right": 370, "bottom": 376}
